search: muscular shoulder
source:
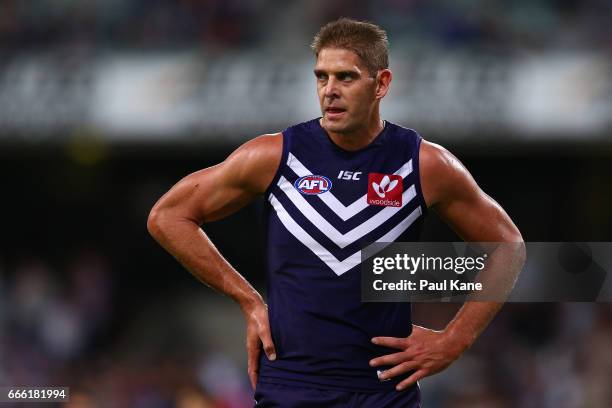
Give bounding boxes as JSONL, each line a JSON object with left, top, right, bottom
{"left": 419, "top": 139, "right": 477, "bottom": 209}
{"left": 223, "top": 132, "right": 283, "bottom": 194}
{"left": 419, "top": 140, "right": 523, "bottom": 242}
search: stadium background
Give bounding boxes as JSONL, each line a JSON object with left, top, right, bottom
{"left": 0, "top": 1, "right": 611, "bottom": 407}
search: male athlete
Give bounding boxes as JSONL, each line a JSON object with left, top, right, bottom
{"left": 148, "top": 18, "right": 524, "bottom": 407}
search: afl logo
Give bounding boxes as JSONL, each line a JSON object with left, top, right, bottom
{"left": 294, "top": 175, "right": 332, "bottom": 195}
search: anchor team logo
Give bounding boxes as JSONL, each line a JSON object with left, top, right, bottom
{"left": 295, "top": 175, "right": 333, "bottom": 195}
{"left": 367, "top": 173, "right": 402, "bottom": 207}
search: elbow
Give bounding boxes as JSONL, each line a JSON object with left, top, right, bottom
{"left": 147, "top": 204, "right": 165, "bottom": 240}
{"left": 147, "top": 201, "right": 199, "bottom": 241}
{"left": 515, "top": 240, "right": 527, "bottom": 267}
{"left": 508, "top": 232, "right": 526, "bottom": 267}
{"left": 519, "top": 240, "right": 526, "bottom": 263}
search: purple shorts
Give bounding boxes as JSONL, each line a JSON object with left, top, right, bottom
{"left": 254, "top": 381, "right": 421, "bottom": 408}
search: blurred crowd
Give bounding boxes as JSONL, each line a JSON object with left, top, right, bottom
{"left": 1, "top": 251, "right": 611, "bottom": 407}
{"left": 0, "top": 0, "right": 263, "bottom": 52}
{"left": 0, "top": 250, "right": 252, "bottom": 408}
{"left": 0, "top": 0, "right": 611, "bottom": 53}
{"left": 416, "top": 303, "right": 612, "bottom": 407}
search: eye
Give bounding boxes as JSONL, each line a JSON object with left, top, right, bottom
{"left": 315, "top": 72, "right": 328, "bottom": 81}
{"left": 338, "top": 73, "right": 352, "bottom": 81}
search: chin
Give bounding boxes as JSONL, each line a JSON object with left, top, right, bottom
{"left": 324, "top": 122, "right": 343, "bottom": 132}
{"left": 323, "top": 117, "right": 349, "bottom": 133}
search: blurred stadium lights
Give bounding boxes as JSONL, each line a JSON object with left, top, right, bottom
{"left": 0, "top": 51, "right": 611, "bottom": 142}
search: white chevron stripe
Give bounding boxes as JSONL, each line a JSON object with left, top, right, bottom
{"left": 269, "top": 193, "right": 423, "bottom": 276}
{"left": 278, "top": 175, "right": 417, "bottom": 249}
{"left": 287, "top": 153, "right": 413, "bottom": 221}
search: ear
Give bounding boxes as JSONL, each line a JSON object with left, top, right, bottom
{"left": 375, "top": 69, "right": 392, "bottom": 99}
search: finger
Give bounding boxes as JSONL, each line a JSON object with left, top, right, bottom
{"left": 371, "top": 336, "right": 407, "bottom": 350}
{"left": 377, "top": 361, "right": 420, "bottom": 381}
{"left": 259, "top": 326, "right": 277, "bottom": 361}
{"left": 247, "top": 341, "right": 261, "bottom": 389}
{"left": 369, "top": 351, "right": 410, "bottom": 367}
{"left": 396, "top": 369, "right": 427, "bottom": 391}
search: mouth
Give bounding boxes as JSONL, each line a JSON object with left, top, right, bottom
{"left": 325, "top": 107, "right": 347, "bottom": 119}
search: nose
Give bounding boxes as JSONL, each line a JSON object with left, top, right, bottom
{"left": 323, "top": 77, "right": 340, "bottom": 99}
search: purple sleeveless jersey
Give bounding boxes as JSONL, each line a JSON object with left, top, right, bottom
{"left": 259, "top": 118, "right": 427, "bottom": 395}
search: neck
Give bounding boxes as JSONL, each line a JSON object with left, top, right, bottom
{"left": 322, "top": 112, "right": 385, "bottom": 152}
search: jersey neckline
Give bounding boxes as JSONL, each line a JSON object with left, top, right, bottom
{"left": 314, "top": 117, "right": 390, "bottom": 154}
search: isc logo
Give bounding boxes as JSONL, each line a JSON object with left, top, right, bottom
{"left": 294, "top": 175, "right": 332, "bottom": 195}
{"left": 338, "top": 170, "right": 362, "bottom": 181}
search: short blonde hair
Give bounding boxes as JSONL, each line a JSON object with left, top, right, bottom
{"left": 311, "top": 18, "right": 389, "bottom": 76}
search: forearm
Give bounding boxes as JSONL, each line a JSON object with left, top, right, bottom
{"left": 444, "top": 301, "right": 502, "bottom": 352}
{"left": 443, "top": 242, "right": 526, "bottom": 351}
{"left": 148, "top": 213, "right": 263, "bottom": 312}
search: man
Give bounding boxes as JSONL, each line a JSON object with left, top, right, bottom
{"left": 148, "top": 18, "right": 524, "bottom": 407}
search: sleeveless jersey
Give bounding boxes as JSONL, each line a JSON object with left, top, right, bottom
{"left": 259, "top": 118, "right": 427, "bottom": 393}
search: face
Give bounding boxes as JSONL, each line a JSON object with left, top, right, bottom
{"left": 314, "top": 48, "right": 388, "bottom": 134}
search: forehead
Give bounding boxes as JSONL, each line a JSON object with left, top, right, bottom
{"left": 314, "top": 48, "right": 366, "bottom": 73}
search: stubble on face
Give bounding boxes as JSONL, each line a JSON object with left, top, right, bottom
{"left": 314, "top": 48, "right": 377, "bottom": 136}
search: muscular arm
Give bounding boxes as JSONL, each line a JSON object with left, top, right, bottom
{"left": 147, "top": 134, "right": 281, "bottom": 305}
{"left": 371, "top": 140, "right": 526, "bottom": 390}
{"left": 147, "top": 133, "right": 282, "bottom": 387}
{"left": 421, "top": 140, "right": 525, "bottom": 347}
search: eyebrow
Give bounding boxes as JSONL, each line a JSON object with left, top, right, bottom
{"left": 313, "top": 69, "right": 360, "bottom": 78}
